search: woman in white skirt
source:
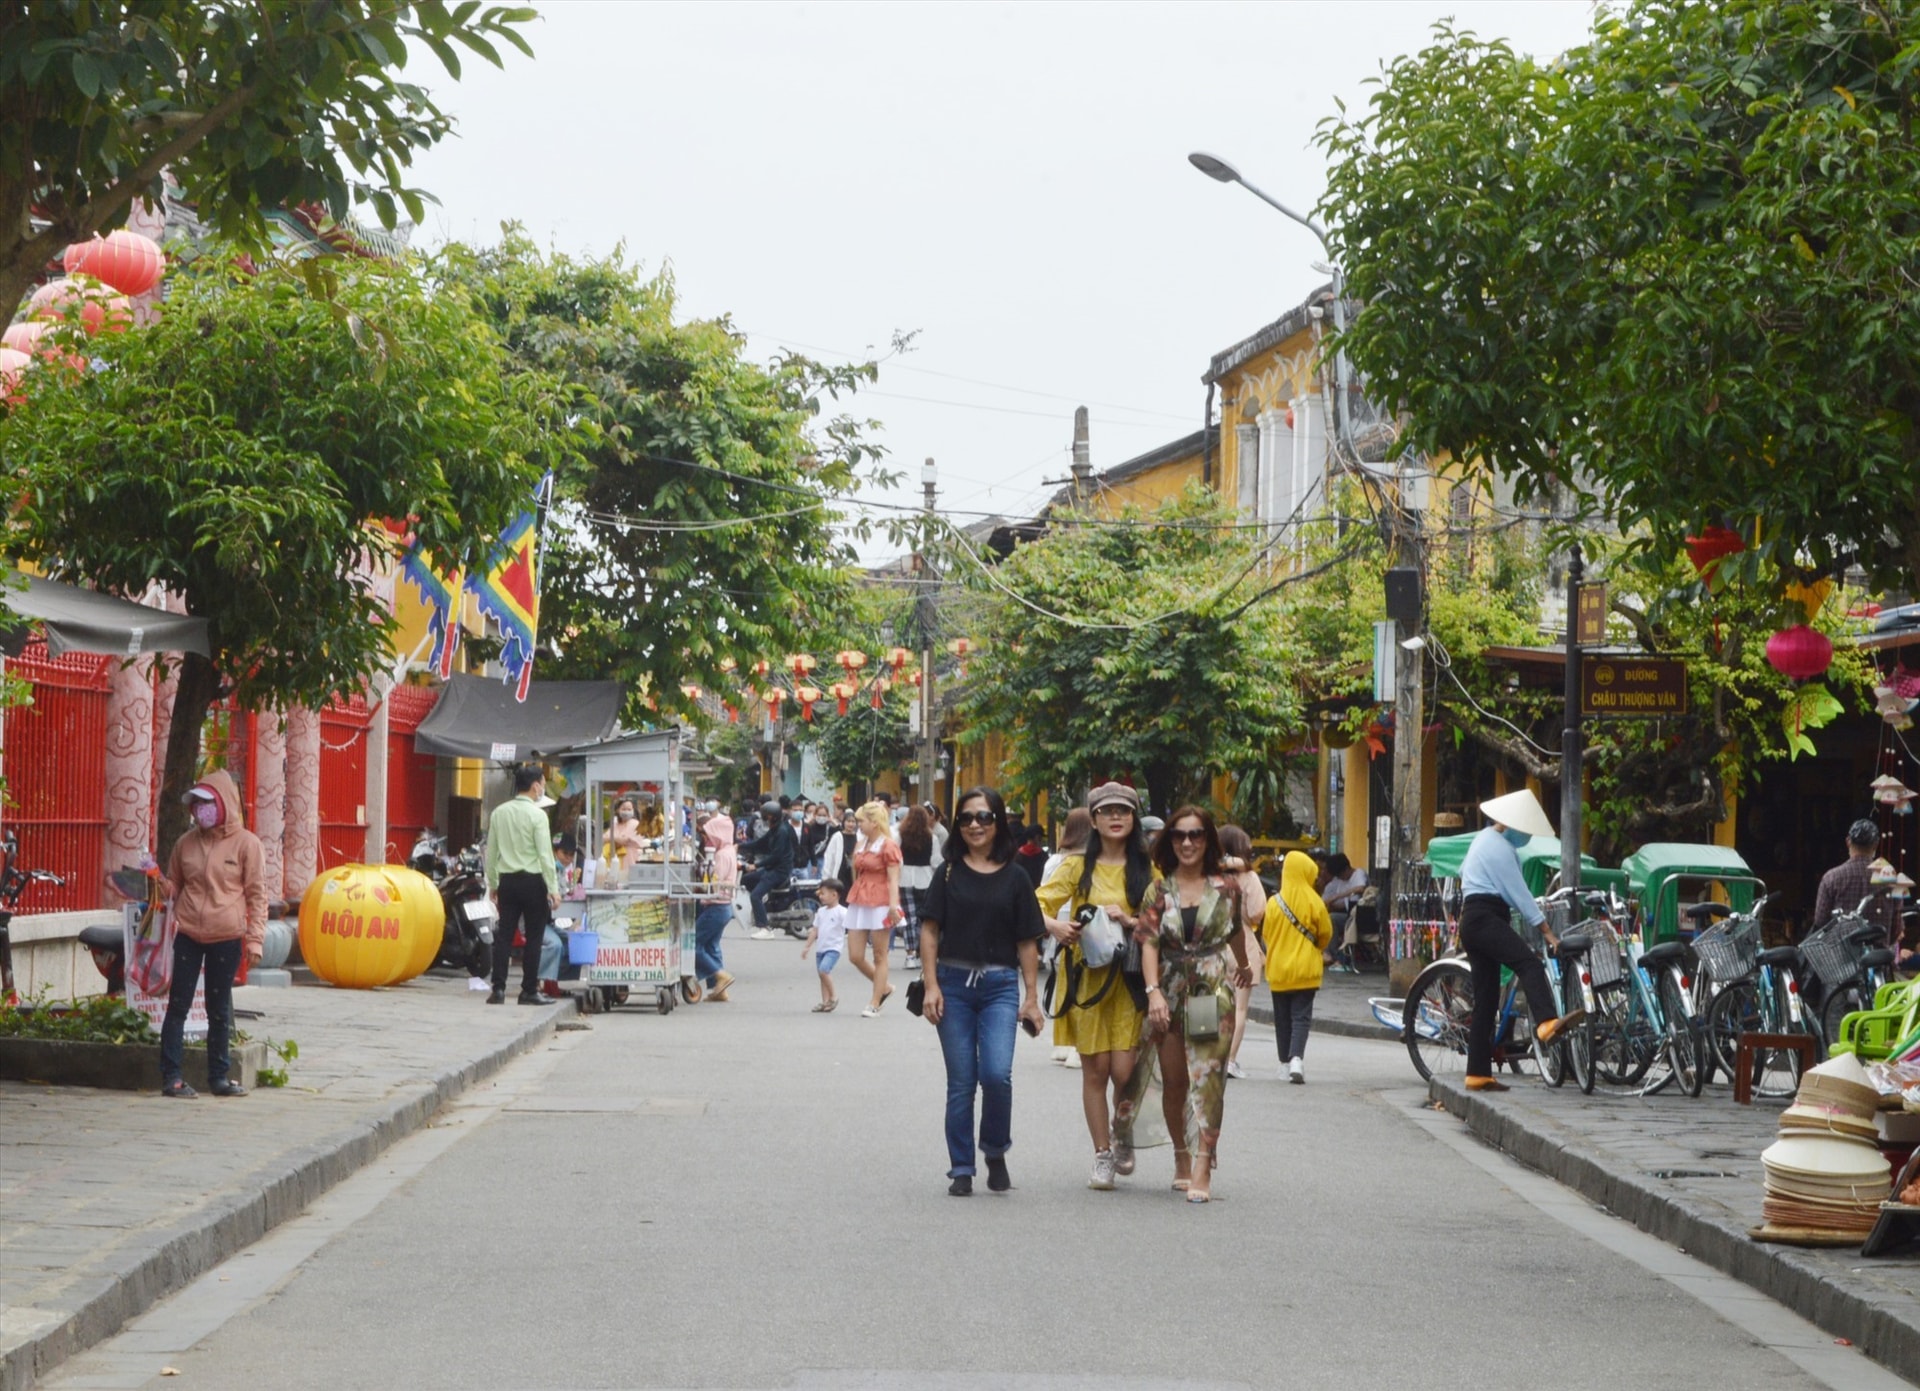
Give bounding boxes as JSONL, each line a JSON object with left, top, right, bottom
{"left": 844, "top": 801, "right": 903, "bottom": 1016}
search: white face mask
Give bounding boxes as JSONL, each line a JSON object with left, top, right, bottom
{"left": 191, "top": 799, "right": 222, "bottom": 830}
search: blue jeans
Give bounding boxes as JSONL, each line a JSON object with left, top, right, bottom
{"left": 694, "top": 903, "right": 731, "bottom": 985}
{"left": 160, "top": 935, "right": 241, "bottom": 1086}
{"left": 743, "top": 867, "right": 787, "bottom": 929}
{"left": 933, "top": 963, "right": 1020, "bottom": 1178}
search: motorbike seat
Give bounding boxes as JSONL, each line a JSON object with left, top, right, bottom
{"left": 1862, "top": 947, "right": 1896, "bottom": 970}
{"left": 1846, "top": 922, "right": 1886, "bottom": 946}
{"left": 77, "top": 924, "right": 124, "bottom": 950}
{"left": 1638, "top": 941, "right": 1691, "bottom": 970}
{"left": 1757, "top": 945, "right": 1801, "bottom": 969}
{"left": 1682, "top": 902, "right": 1731, "bottom": 925}
{"left": 1553, "top": 933, "right": 1592, "bottom": 959}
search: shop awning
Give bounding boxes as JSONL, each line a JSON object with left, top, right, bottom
{"left": 412, "top": 674, "right": 625, "bottom": 761}
{"left": 2, "top": 574, "right": 210, "bottom": 658}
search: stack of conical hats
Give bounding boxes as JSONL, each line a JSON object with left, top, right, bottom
{"left": 1762, "top": 1054, "right": 1892, "bottom": 1238}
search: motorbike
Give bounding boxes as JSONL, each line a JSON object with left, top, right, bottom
{"left": 411, "top": 832, "right": 494, "bottom": 977}
{"left": 0, "top": 830, "right": 66, "bottom": 1000}
{"left": 764, "top": 874, "right": 824, "bottom": 939}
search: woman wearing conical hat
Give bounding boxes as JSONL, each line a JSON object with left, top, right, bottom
{"left": 1459, "top": 790, "right": 1584, "bottom": 1092}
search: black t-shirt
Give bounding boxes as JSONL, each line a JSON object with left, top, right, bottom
{"left": 922, "top": 856, "right": 1045, "bottom": 968}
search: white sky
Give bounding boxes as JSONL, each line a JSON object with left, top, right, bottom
{"left": 411, "top": 0, "right": 1600, "bottom": 559}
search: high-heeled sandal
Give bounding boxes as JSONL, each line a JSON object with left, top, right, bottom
{"left": 1171, "top": 1146, "right": 1191, "bottom": 1192}
{"left": 1187, "top": 1148, "right": 1214, "bottom": 1204}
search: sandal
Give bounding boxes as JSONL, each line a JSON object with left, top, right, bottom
{"left": 824, "top": 999, "right": 837, "bottom": 1012}
{"left": 1171, "top": 1146, "right": 1191, "bottom": 1192}
{"left": 811, "top": 1002, "right": 831, "bottom": 1013}
{"left": 1187, "top": 1149, "right": 1214, "bottom": 1204}
{"left": 160, "top": 1079, "right": 197, "bottom": 1099}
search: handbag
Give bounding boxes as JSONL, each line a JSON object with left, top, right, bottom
{"left": 1183, "top": 988, "right": 1221, "bottom": 1042}
{"left": 1078, "top": 904, "right": 1124, "bottom": 969}
{"left": 125, "top": 882, "right": 174, "bottom": 996}
{"left": 906, "top": 979, "right": 926, "bottom": 1016}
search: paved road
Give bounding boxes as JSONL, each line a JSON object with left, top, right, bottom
{"left": 44, "top": 934, "right": 1911, "bottom": 1390}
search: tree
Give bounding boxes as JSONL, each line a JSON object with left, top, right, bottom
{"left": 951, "top": 485, "right": 1303, "bottom": 816}
{"left": 1318, "top": 1, "right": 1920, "bottom": 591}
{"left": 0, "top": 1, "right": 535, "bottom": 325}
{"left": 1, "top": 258, "right": 561, "bottom": 856}
{"left": 441, "top": 234, "right": 902, "bottom": 725}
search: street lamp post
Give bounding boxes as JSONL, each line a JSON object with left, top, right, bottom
{"left": 1188, "top": 149, "right": 1424, "bottom": 925}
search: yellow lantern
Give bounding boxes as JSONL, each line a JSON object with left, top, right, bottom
{"left": 785, "top": 653, "right": 818, "bottom": 678}
{"left": 299, "top": 864, "right": 444, "bottom": 989}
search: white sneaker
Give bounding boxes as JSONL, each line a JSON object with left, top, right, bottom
{"left": 1050, "top": 1046, "right": 1072, "bottom": 1064}
{"left": 1063, "top": 1052, "right": 1082, "bottom": 1070}
{"left": 861, "top": 1004, "right": 879, "bottom": 1018}
{"left": 1226, "top": 1059, "right": 1246, "bottom": 1079}
{"left": 1088, "top": 1150, "right": 1116, "bottom": 1190}
{"left": 750, "top": 928, "right": 777, "bottom": 940}
{"left": 1288, "top": 1058, "right": 1305, "bottom": 1085}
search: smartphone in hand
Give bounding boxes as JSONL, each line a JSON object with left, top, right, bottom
{"left": 1020, "top": 1015, "right": 1041, "bottom": 1037}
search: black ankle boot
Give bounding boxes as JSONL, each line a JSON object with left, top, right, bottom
{"left": 948, "top": 1174, "right": 973, "bottom": 1196}
{"left": 985, "top": 1155, "right": 1011, "bottom": 1192}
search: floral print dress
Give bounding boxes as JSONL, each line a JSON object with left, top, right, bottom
{"left": 1125, "top": 874, "right": 1243, "bottom": 1158}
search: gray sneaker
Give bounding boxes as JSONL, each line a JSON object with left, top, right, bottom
{"left": 1088, "top": 1149, "right": 1117, "bottom": 1190}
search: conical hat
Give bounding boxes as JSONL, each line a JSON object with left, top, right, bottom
{"left": 1480, "top": 789, "right": 1555, "bottom": 839}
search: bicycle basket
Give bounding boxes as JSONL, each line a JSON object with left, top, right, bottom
{"left": 1692, "top": 918, "right": 1759, "bottom": 985}
{"left": 1583, "top": 919, "right": 1627, "bottom": 992}
{"left": 1799, "top": 922, "right": 1862, "bottom": 992}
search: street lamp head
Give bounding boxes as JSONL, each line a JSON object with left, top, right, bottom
{"left": 1187, "top": 151, "right": 1241, "bottom": 184}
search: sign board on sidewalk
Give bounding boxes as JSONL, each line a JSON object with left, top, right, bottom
{"left": 1575, "top": 583, "right": 1609, "bottom": 646}
{"left": 1581, "top": 655, "right": 1687, "bottom": 716}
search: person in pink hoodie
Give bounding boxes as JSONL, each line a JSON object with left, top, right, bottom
{"left": 694, "top": 811, "right": 738, "bottom": 1001}
{"left": 156, "top": 770, "right": 267, "bottom": 1098}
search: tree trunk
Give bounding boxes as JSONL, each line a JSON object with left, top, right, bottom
{"left": 155, "top": 652, "right": 219, "bottom": 866}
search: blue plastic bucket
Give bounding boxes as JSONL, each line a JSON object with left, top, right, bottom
{"left": 566, "top": 930, "right": 600, "bottom": 966}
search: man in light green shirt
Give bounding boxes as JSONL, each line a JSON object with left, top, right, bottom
{"left": 485, "top": 764, "right": 562, "bottom": 1006}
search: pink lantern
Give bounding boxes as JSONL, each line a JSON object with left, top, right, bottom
{"left": 62, "top": 229, "right": 166, "bottom": 298}
{"left": 27, "top": 278, "right": 128, "bottom": 335}
{"left": 1765, "top": 624, "right": 1833, "bottom": 681}
{"left": 2, "top": 321, "right": 47, "bottom": 354}
{"left": 0, "top": 347, "right": 29, "bottom": 404}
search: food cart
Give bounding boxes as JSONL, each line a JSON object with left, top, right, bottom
{"left": 557, "top": 728, "right": 704, "bottom": 1014}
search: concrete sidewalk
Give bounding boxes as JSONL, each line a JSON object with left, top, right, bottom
{"left": 1430, "top": 1071, "right": 1920, "bottom": 1384}
{"left": 0, "top": 973, "right": 573, "bottom": 1391}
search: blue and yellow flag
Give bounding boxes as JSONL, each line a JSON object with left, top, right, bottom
{"left": 400, "top": 549, "right": 463, "bottom": 679}
{"left": 466, "top": 475, "right": 550, "bottom": 702}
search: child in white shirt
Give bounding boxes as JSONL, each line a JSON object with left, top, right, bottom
{"left": 802, "top": 881, "right": 848, "bottom": 1013}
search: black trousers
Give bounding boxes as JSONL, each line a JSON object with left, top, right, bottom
{"left": 743, "top": 867, "right": 788, "bottom": 928}
{"left": 1460, "top": 894, "right": 1559, "bottom": 1077}
{"left": 491, "top": 871, "right": 551, "bottom": 995}
{"left": 1271, "top": 988, "right": 1316, "bottom": 1062}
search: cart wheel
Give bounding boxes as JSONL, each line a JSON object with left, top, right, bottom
{"left": 657, "top": 987, "right": 675, "bottom": 1014}
{"left": 680, "top": 976, "right": 704, "bottom": 1005}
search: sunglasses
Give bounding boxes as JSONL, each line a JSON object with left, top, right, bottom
{"left": 1168, "top": 828, "right": 1208, "bottom": 843}
{"left": 954, "top": 810, "right": 997, "bottom": 828}
{"left": 1094, "top": 805, "right": 1134, "bottom": 817}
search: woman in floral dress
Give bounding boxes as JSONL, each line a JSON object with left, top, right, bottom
{"left": 1134, "top": 806, "right": 1252, "bottom": 1203}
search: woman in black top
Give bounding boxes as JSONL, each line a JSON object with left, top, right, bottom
{"left": 919, "top": 786, "right": 1046, "bottom": 1196}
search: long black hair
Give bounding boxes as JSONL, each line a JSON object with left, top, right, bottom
{"left": 944, "top": 786, "right": 1016, "bottom": 864}
{"left": 1078, "top": 802, "right": 1153, "bottom": 911}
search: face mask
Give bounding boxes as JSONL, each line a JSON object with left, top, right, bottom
{"left": 789, "top": 812, "right": 803, "bottom": 824}
{"left": 1502, "top": 827, "right": 1531, "bottom": 848}
{"left": 191, "top": 799, "right": 222, "bottom": 830}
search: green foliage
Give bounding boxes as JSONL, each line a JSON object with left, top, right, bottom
{"left": 802, "top": 682, "right": 918, "bottom": 792}
{"left": 438, "top": 234, "right": 903, "bottom": 727}
{"left": 0, "top": 1, "right": 536, "bottom": 324}
{"left": 1319, "top": 1, "right": 1920, "bottom": 590}
{"left": 0, "top": 991, "right": 158, "bottom": 1045}
{"left": 1, "top": 256, "right": 560, "bottom": 853}
{"left": 257, "top": 1036, "right": 297, "bottom": 1088}
{"left": 952, "top": 485, "right": 1304, "bottom": 816}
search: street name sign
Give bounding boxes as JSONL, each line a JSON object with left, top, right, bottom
{"left": 1575, "top": 583, "right": 1609, "bottom": 645}
{"left": 1580, "top": 655, "right": 1687, "bottom": 717}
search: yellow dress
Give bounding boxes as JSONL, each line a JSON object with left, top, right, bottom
{"left": 1037, "top": 856, "right": 1151, "bottom": 1055}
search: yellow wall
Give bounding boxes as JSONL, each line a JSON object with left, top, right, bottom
{"left": 1087, "top": 450, "right": 1206, "bottom": 515}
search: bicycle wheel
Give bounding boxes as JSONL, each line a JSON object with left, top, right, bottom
{"left": 1819, "top": 982, "right": 1868, "bottom": 1054}
{"left": 1532, "top": 975, "right": 1569, "bottom": 1087}
{"left": 1704, "top": 980, "right": 1758, "bottom": 1088}
{"left": 1403, "top": 959, "right": 1474, "bottom": 1084}
{"left": 1591, "top": 983, "right": 1656, "bottom": 1088}
{"left": 1657, "top": 970, "right": 1706, "bottom": 1098}
{"left": 1567, "top": 996, "right": 1595, "bottom": 1094}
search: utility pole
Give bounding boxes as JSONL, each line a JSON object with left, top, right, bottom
{"left": 1387, "top": 552, "right": 1425, "bottom": 919}
{"left": 1560, "top": 545, "right": 1586, "bottom": 893}
{"left": 1070, "top": 406, "right": 1093, "bottom": 504}
{"left": 918, "top": 458, "right": 940, "bottom": 812}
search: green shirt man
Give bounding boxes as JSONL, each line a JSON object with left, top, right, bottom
{"left": 486, "top": 773, "right": 560, "bottom": 907}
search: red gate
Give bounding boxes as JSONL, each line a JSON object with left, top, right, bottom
{"left": 2, "top": 642, "right": 111, "bottom": 911}
{"left": 316, "top": 695, "right": 371, "bottom": 871}
{"left": 385, "top": 684, "right": 439, "bottom": 864}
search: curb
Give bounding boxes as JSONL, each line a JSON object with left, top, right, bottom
{"left": 1429, "top": 1076, "right": 1920, "bottom": 1386}
{"left": 1246, "top": 1000, "right": 1397, "bottom": 1043}
{"left": 5, "top": 1007, "right": 566, "bottom": 1391}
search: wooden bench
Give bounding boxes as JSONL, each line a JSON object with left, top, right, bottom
{"left": 1733, "top": 1031, "right": 1820, "bottom": 1105}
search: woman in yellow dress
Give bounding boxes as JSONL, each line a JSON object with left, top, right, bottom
{"left": 1036, "top": 782, "right": 1156, "bottom": 1191}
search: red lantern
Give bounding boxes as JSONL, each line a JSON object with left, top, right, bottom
{"left": 947, "top": 637, "right": 973, "bottom": 677}
{"left": 724, "top": 702, "right": 739, "bottom": 724}
{"left": 786, "top": 653, "right": 818, "bottom": 679}
{"left": 837, "top": 649, "right": 869, "bottom": 676}
{"left": 0, "top": 348, "right": 29, "bottom": 405}
{"left": 829, "top": 680, "right": 858, "bottom": 715}
{"left": 2, "top": 322, "right": 46, "bottom": 355}
{"left": 1765, "top": 624, "right": 1833, "bottom": 681}
{"left": 1684, "top": 525, "right": 1746, "bottom": 582}
{"left": 62, "top": 229, "right": 166, "bottom": 298}
{"left": 751, "top": 659, "right": 772, "bottom": 679}
{"left": 679, "top": 683, "right": 701, "bottom": 702}
{"left": 871, "top": 675, "right": 891, "bottom": 710}
{"left": 795, "top": 684, "right": 823, "bottom": 721}
{"left": 908, "top": 669, "right": 924, "bottom": 688}
{"left": 762, "top": 688, "right": 785, "bottom": 714}
{"left": 886, "top": 646, "right": 911, "bottom": 671}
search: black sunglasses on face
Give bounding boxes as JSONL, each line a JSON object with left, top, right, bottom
{"left": 1169, "top": 828, "right": 1207, "bottom": 843}
{"left": 954, "top": 810, "right": 996, "bottom": 827}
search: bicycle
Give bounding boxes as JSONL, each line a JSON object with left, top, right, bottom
{"left": 1809, "top": 903, "right": 1900, "bottom": 1046}
{"left": 1583, "top": 892, "right": 1705, "bottom": 1097}
{"left": 1692, "top": 896, "right": 1817, "bottom": 1097}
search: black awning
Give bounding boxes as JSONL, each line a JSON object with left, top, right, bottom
{"left": 2, "top": 574, "right": 211, "bottom": 659}
{"left": 412, "top": 674, "right": 625, "bottom": 760}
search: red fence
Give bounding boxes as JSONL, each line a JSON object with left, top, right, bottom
{"left": 386, "top": 684, "right": 439, "bottom": 863}
{"left": 316, "top": 696, "right": 370, "bottom": 871}
{"left": 2, "top": 643, "right": 111, "bottom": 911}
